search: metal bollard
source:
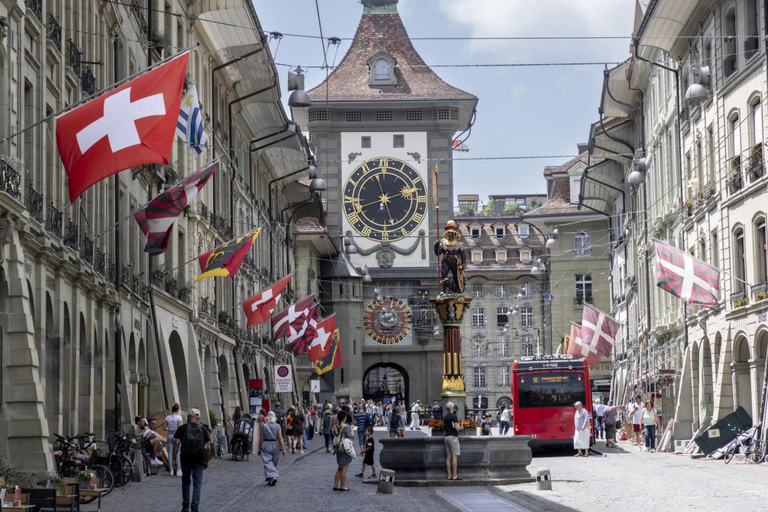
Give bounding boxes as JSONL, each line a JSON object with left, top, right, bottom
{"left": 377, "top": 469, "right": 396, "bottom": 494}
{"left": 536, "top": 467, "right": 551, "bottom": 490}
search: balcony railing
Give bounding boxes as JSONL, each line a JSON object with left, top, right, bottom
{"left": 574, "top": 296, "right": 593, "bottom": 306}
{"left": 121, "top": 264, "right": 131, "bottom": 288}
{"left": 199, "top": 296, "right": 215, "bottom": 317}
{"left": 68, "top": 39, "right": 82, "bottom": 77}
{"left": 731, "top": 289, "right": 748, "bottom": 308}
{"left": 81, "top": 68, "right": 96, "bottom": 95}
{"left": 46, "top": 202, "right": 62, "bottom": 237}
{"left": 745, "top": 36, "right": 759, "bottom": 60}
{"left": 199, "top": 202, "right": 209, "bottom": 221}
{"left": 24, "top": 183, "right": 43, "bottom": 222}
{"left": 80, "top": 230, "right": 93, "bottom": 264}
{"left": 26, "top": 0, "right": 42, "bottom": 21}
{"left": 107, "top": 260, "right": 117, "bottom": 285}
{"left": 727, "top": 170, "right": 743, "bottom": 194}
{"left": 129, "top": 0, "right": 148, "bottom": 33}
{"left": 47, "top": 14, "right": 62, "bottom": 52}
{"left": 747, "top": 159, "right": 764, "bottom": 183}
{"left": 94, "top": 247, "right": 106, "bottom": 274}
{"left": 724, "top": 54, "right": 738, "bottom": 78}
{"left": 63, "top": 221, "right": 79, "bottom": 250}
{"left": 0, "top": 160, "right": 22, "bottom": 200}
{"left": 751, "top": 282, "right": 767, "bottom": 302}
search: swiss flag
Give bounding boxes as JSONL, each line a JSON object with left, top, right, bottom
{"left": 56, "top": 52, "right": 189, "bottom": 202}
{"left": 578, "top": 304, "right": 619, "bottom": 368}
{"left": 308, "top": 314, "right": 336, "bottom": 363}
{"left": 242, "top": 275, "right": 293, "bottom": 328}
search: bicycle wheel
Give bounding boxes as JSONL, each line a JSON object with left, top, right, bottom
{"left": 110, "top": 455, "right": 134, "bottom": 487}
{"left": 724, "top": 442, "right": 737, "bottom": 464}
{"left": 750, "top": 440, "right": 765, "bottom": 464}
{"left": 92, "top": 464, "right": 115, "bottom": 495}
{"left": 232, "top": 440, "right": 244, "bottom": 461}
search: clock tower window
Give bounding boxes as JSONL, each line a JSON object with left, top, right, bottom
{"left": 393, "top": 134, "right": 405, "bottom": 148}
{"left": 367, "top": 52, "right": 398, "bottom": 87}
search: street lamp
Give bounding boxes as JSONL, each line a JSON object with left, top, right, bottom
{"left": 287, "top": 66, "right": 311, "bottom": 108}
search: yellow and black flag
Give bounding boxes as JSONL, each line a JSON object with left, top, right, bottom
{"left": 314, "top": 329, "right": 343, "bottom": 376}
{"left": 196, "top": 228, "right": 261, "bottom": 282}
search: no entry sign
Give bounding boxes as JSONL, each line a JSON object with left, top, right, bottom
{"left": 274, "top": 364, "right": 293, "bottom": 393}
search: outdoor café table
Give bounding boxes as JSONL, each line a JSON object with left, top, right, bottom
{"left": 78, "top": 488, "right": 108, "bottom": 512}
{"left": 0, "top": 505, "right": 35, "bottom": 511}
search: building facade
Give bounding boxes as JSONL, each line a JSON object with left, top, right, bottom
{"left": 295, "top": 0, "right": 477, "bottom": 406}
{"left": 455, "top": 201, "right": 548, "bottom": 415}
{"left": 0, "top": 0, "right": 319, "bottom": 470}
{"left": 526, "top": 151, "right": 613, "bottom": 394}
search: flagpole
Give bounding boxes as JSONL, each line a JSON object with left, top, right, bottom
{"left": 433, "top": 163, "right": 440, "bottom": 291}
{"left": 0, "top": 44, "right": 200, "bottom": 146}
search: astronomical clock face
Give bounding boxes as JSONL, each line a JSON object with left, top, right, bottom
{"left": 343, "top": 157, "right": 428, "bottom": 242}
{"left": 363, "top": 296, "right": 414, "bottom": 345}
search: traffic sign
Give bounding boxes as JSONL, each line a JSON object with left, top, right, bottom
{"left": 544, "top": 293, "right": 554, "bottom": 302}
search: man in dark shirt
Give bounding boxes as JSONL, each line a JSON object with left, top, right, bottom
{"left": 443, "top": 401, "right": 463, "bottom": 480}
{"left": 273, "top": 402, "right": 286, "bottom": 437}
{"left": 172, "top": 408, "right": 211, "bottom": 512}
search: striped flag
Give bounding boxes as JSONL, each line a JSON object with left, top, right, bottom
{"left": 654, "top": 239, "right": 720, "bottom": 310}
{"left": 176, "top": 85, "right": 208, "bottom": 155}
{"left": 579, "top": 304, "right": 619, "bottom": 368}
{"left": 272, "top": 295, "right": 319, "bottom": 355}
{"left": 134, "top": 161, "right": 217, "bottom": 255}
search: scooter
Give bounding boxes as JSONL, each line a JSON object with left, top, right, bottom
{"left": 230, "top": 415, "right": 255, "bottom": 461}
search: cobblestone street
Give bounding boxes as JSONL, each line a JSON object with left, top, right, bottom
{"left": 92, "top": 430, "right": 768, "bottom": 512}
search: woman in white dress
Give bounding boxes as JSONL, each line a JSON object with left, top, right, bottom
{"left": 573, "top": 401, "right": 591, "bottom": 457}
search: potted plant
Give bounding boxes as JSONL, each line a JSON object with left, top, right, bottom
{"left": 208, "top": 409, "right": 218, "bottom": 429}
{"left": 727, "top": 170, "right": 742, "bottom": 193}
{"left": 164, "top": 273, "right": 179, "bottom": 295}
{"left": 459, "top": 418, "right": 479, "bottom": 436}
{"left": 74, "top": 470, "right": 92, "bottom": 489}
{"left": 755, "top": 291, "right": 767, "bottom": 301}
{"left": 733, "top": 298, "right": 748, "bottom": 308}
{"left": 218, "top": 310, "right": 231, "bottom": 326}
{"left": 428, "top": 419, "right": 445, "bottom": 436}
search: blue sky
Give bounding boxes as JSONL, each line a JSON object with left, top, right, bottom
{"left": 253, "top": 0, "right": 635, "bottom": 203}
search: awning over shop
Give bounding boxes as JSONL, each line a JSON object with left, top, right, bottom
{"left": 600, "top": 60, "right": 637, "bottom": 118}
{"left": 636, "top": 0, "right": 698, "bottom": 53}
{"left": 579, "top": 159, "right": 624, "bottom": 216}
{"left": 589, "top": 117, "right": 635, "bottom": 163}
{"left": 198, "top": 6, "right": 310, "bottom": 179}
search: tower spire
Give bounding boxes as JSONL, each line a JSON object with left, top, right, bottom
{"left": 361, "top": 0, "right": 398, "bottom": 14}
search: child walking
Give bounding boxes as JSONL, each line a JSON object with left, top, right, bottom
{"left": 356, "top": 426, "right": 378, "bottom": 479}
{"left": 481, "top": 413, "right": 493, "bottom": 436}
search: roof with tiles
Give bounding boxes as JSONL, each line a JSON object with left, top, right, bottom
{"left": 455, "top": 220, "right": 545, "bottom": 249}
{"left": 526, "top": 152, "right": 603, "bottom": 218}
{"left": 307, "top": 5, "right": 476, "bottom": 103}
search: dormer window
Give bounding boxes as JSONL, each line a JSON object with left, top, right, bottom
{"left": 368, "top": 52, "right": 397, "bottom": 87}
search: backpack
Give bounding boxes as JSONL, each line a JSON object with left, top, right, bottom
{"left": 332, "top": 426, "right": 342, "bottom": 450}
{"left": 275, "top": 410, "right": 286, "bottom": 429}
{"left": 180, "top": 423, "right": 207, "bottom": 461}
{"left": 365, "top": 414, "right": 374, "bottom": 428}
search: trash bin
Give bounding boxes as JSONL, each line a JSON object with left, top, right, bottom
{"left": 377, "top": 469, "right": 395, "bottom": 494}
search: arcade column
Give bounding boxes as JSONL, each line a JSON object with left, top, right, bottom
{"left": 430, "top": 295, "right": 471, "bottom": 401}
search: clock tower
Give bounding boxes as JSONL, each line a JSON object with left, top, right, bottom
{"left": 294, "top": 0, "right": 477, "bottom": 405}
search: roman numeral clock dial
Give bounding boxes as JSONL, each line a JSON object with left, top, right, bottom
{"left": 343, "top": 157, "right": 428, "bottom": 242}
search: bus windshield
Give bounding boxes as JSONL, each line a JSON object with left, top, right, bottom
{"left": 517, "top": 372, "right": 587, "bottom": 408}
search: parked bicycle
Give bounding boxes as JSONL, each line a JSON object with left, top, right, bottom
{"left": 52, "top": 433, "right": 115, "bottom": 503}
{"left": 724, "top": 424, "right": 765, "bottom": 464}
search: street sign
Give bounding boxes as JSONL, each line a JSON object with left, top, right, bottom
{"left": 544, "top": 293, "right": 554, "bottom": 302}
{"left": 274, "top": 364, "right": 293, "bottom": 393}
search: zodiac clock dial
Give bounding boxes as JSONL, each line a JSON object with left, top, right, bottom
{"left": 343, "top": 157, "right": 428, "bottom": 242}
{"left": 363, "top": 297, "right": 414, "bottom": 345}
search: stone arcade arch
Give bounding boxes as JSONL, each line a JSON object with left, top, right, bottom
{"left": 78, "top": 314, "right": 92, "bottom": 434}
{"left": 169, "top": 331, "right": 189, "bottom": 408}
{"left": 363, "top": 362, "right": 409, "bottom": 406}
{"left": 732, "top": 335, "right": 752, "bottom": 419}
{"left": 44, "top": 294, "right": 59, "bottom": 437}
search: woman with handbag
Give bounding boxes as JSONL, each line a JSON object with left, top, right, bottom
{"left": 333, "top": 411, "right": 355, "bottom": 491}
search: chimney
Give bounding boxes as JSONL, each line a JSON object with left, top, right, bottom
{"left": 577, "top": 143, "right": 589, "bottom": 155}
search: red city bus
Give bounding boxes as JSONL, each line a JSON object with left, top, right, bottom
{"left": 511, "top": 355, "right": 591, "bottom": 447}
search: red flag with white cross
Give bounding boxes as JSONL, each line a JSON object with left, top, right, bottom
{"left": 308, "top": 314, "right": 337, "bottom": 363}
{"left": 579, "top": 304, "right": 619, "bottom": 368}
{"left": 242, "top": 274, "right": 293, "bottom": 328}
{"left": 56, "top": 52, "right": 190, "bottom": 202}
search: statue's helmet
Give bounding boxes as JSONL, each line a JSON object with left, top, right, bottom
{"left": 444, "top": 220, "right": 460, "bottom": 241}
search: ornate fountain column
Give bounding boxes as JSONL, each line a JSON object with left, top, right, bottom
{"left": 430, "top": 295, "right": 471, "bottom": 398}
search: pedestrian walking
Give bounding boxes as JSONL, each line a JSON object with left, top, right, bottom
{"left": 165, "top": 403, "right": 184, "bottom": 476}
{"left": 172, "top": 408, "right": 211, "bottom": 512}
{"left": 432, "top": 402, "right": 441, "bottom": 420}
{"left": 642, "top": 400, "right": 661, "bottom": 452}
{"left": 355, "top": 426, "right": 378, "bottom": 480}
{"left": 333, "top": 411, "right": 353, "bottom": 491}
{"left": 322, "top": 409, "right": 333, "bottom": 453}
{"left": 573, "top": 401, "right": 590, "bottom": 457}
{"left": 629, "top": 395, "right": 644, "bottom": 448}
{"left": 498, "top": 403, "right": 511, "bottom": 435}
{"left": 258, "top": 411, "right": 286, "bottom": 486}
{"left": 595, "top": 398, "right": 606, "bottom": 439}
{"left": 354, "top": 401, "right": 369, "bottom": 450}
{"left": 602, "top": 400, "right": 618, "bottom": 448}
{"left": 293, "top": 406, "right": 306, "bottom": 454}
{"left": 285, "top": 407, "right": 295, "bottom": 454}
{"left": 481, "top": 413, "right": 493, "bottom": 436}
{"left": 444, "top": 401, "right": 463, "bottom": 480}
{"left": 273, "top": 402, "right": 286, "bottom": 438}
{"left": 409, "top": 401, "right": 420, "bottom": 430}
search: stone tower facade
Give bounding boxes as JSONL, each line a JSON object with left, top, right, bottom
{"left": 295, "top": 0, "right": 477, "bottom": 405}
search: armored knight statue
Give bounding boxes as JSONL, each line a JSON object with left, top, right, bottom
{"left": 434, "top": 220, "right": 466, "bottom": 295}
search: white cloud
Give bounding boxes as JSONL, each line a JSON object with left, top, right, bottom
{"left": 439, "top": 0, "right": 634, "bottom": 61}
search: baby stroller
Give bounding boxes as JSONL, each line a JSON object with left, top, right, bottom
{"left": 230, "top": 415, "right": 255, "bottom": 461}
